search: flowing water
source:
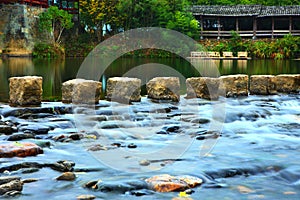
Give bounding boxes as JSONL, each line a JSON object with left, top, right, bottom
{"left": 0, "top": 57, "right": 300, "bottom": 199}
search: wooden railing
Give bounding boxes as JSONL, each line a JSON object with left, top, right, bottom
{"left": 201, "top": 30, "right": 300, "bottom": 38}
{"left": 0, "top": 0, "right": 48, "bottom": 7}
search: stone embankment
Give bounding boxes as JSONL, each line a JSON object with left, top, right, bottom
{"left": 7, "top": 74, "right": 300, "bottom": 106}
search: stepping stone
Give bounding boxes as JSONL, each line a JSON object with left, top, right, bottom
{"left": 62, "top": 79, "right": 102, "bottom": 104}
{"left": 106, "top": 77, "right": 141, "bottom": 103}
{"left": 147, "top": 77, "right": 180, "bottom": 102}
{"left": 9, "top": 76, "right": 43, "bottom": 106}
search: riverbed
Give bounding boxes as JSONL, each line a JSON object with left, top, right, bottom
{"left": 0, "top": 94, "right": 300, "bottom": 199}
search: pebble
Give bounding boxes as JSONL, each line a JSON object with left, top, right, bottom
{"left": 76, "top": 194, "right": 96, "bottom": 200}
{"left": 127, "top": 143, "right": 137, "bottom": 148}
{"left": 139, "top": 160, "right": 151, "bottom": 166}
{"left": 56, "top": 172, "right": 76, "bottom": 181}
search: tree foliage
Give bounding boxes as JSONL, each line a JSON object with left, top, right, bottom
{"left": 38, "top": 6, "right": 73, "bottom": 44}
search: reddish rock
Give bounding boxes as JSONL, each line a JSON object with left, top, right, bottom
{"left": 0, "top": 142, "right": 43, "bottom": 158}
{"left": 145, "top": 174, "right": 203, "bottom": 192}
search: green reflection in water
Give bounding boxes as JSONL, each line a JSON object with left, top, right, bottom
{"left": 0, "top": 57, "right": 299, "bottom": 102}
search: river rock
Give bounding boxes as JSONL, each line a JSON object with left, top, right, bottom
{"left": 77, "top": 194, "right": 96, "bottom": 200}
{"left": 186, "top": 77, "right": 220, "bottom": 100}
{"left": 0, "top": 142, "right": 43, "bottom": 158}
{"left": 219, "top": 74, "right": 248, "bottom": 97}
{"left": 0, "top": 125, "right": 14, "bottom": 135}
{"left": 106, "top": 77, "right": 141, "bottom": 103}
{"left": 62, "top": 79, "right": 102, "bottom": 104}
{"left": 56, "top": 172, "right": 76, "bottom": 181}
{"left": 250, "top": 75, "right": 277, "bottom": 95}
{"left": 147, "top": 77, "right": 180, "bottom": 102}
{"left": 9, "top": 76, "right": 43, "bottom": 106}
{"left": 0, "top": 176, "right": 23, "bottom": 195}
{"left": 145, "top": 174, "right": 203, "bottom": 192}
{"left": 275, "top": 74, "right": 300, "bottom": 93}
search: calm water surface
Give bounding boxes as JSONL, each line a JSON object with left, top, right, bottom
{"left": 0, "top": 57, "right": 300, "bottom": 101}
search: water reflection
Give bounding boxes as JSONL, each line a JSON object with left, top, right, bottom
{"left": 0, "top": 57, "right": 300, "bottom": 102}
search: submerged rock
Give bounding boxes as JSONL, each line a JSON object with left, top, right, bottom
{"left": 76, "top": 194, "right": 96, "bottom": 200}
{"left": 0, "top": 125, "right": 14, "bottom": 135}
{"left": 145, "top": 174, "right": 203, "bottom": 192}
{"left": 147, "top": 77, "right": 180, "bottom": 102}
{"left": 9, "top": 76, "right": 43, "bottom": 106}
{"left": 0, "top": 176, "right": 23, "bottom": 195}
{"left": 0, "top": 142, "right": 43, "bottom": 158}
{"left": 106, "top": 77, "right": 141, "bottom": 103}
{"left": 56, "top": 172, "right": 76, "bottom": 181}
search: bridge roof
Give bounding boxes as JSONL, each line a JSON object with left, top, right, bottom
{"left": 191, "top": 5, "right": 300, "bottom": 17}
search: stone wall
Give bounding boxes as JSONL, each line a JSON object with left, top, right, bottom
{"left": 0, "top": 4, "right": 49, "bottom": 53}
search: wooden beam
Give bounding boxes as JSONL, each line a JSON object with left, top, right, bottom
{"left": 272, "top": 17, "right": 274, "bottom": 38}
{"left": 289, "top": 16, "right": 292, "bottom": 34}
{"left": 200, "top": 16, "right": 203, "bottom": 39}
{"left": 217, "top": 17, "right": 220, "bottom": 40}
{"left": 253, "top": 16, "right": 257, "bottom": 39}
{"left": 236, "top": 18, "right": 239, "bottom": 32}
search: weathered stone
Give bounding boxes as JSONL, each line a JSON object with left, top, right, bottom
{"left": 9, "top": 76, "right": 43, "bottom": 106}
{"left": 219, "top": 74, "right": 248, "bottom": 97}
{"left": 250, "top": 75, "right": 277, "bottom": 95}
{"left": 0, "top": 142, "right": 43, "bottom": 158}
{"left": 145, "top": 174, "right": 203, "bottom": 192}
{"left": 106, "top": 77, "right": 141, "bottom": 103}
{"left": 0, "top": 125, "right": 14, "bottom": 135}
{"left": 275, "top": 74, "right": 300, "bottom": 93}
{"left": 186, "top": 77, "right": 220, "bottom": 100}
{"left": 147, "top": 77, "right": 180, "bottom": 102}
{"left": 0, "top": 176, "right": 20, "bottom": 185}
{"left": 0, "top": 179, "right": 23, "bottom": 195}
{"left": 56, "top": 172, "right": 76, "bottom": 181}
{"left": 62, "top": 79, "right": 102, "bottom": 104}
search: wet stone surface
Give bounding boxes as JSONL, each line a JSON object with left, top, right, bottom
{"left": 0, "top": 95, "right": 299, "bottom": 199}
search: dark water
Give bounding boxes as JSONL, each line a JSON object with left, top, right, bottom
{"left": 0, "top": 57, "right": 300, "bottom": 102}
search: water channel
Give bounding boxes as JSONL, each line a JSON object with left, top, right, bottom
{"left": 0, "top": 57, "right": 300, "bottom": 199}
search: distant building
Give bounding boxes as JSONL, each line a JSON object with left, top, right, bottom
{"left": 191, "top": 5, "right": 300, "bottom": 39}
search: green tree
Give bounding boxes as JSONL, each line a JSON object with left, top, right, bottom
{"left": 38, "top": 6, "right": 74, "bottom": 44}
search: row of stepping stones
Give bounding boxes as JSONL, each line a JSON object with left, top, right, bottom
{"left": 8, "top": 74, "right": 300, "bottom": 106}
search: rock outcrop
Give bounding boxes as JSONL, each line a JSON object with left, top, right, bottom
{"left": 9, "top": 76, "right": 43, "bottom": 106}
{"left": 106, "top": 77, "right": 141, "bottom": 103}
{"left": 62, "top": 79, "right": 102, "bottom": 104}
{"left": 147, "top": 77, "right": 180, "bottom": 102}
{"left": 186, "top": 77, "right": 220, "bottom": 100}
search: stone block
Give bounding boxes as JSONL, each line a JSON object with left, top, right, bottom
{"left": 219, "top": 74, "right": 248, "bottom": 97}
{"left": 275, "top": 74, "right": 300, "bottom": 93}
{"left": 186, "top": 77, "right": 220, "bottom": 100}
{"left": 62, "top": 79, "right": 102, "bottom": 104}
{"left": 146, "top": 77, "right": 180, "bottom": 102}
{"left": 250, "top": 75, "right": 277, "bottom": 95}
{"left": 106, "top": 77, "right": 141, "bottom": 103}
{"left": 9, "top": 76, "right": 42, "bottom": 106}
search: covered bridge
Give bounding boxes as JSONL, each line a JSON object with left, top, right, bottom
{"left": 191, "top": 5, "right": 300, "bottom": 39}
